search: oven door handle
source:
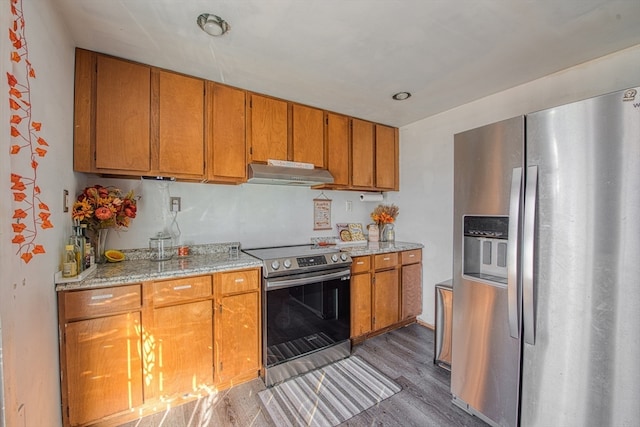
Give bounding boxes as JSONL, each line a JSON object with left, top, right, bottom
{"left": 266, "top": 269, "right": 351, "bottom": 290}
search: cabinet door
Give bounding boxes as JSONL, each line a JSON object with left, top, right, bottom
{"left": 65, "top": 313, "right": 143, "bottom": 426}
{"left": 249, "top": 94, "right": 288, "bottom": 163}
{"left": 402, "top": 262, "right": 423, "bottom": 319}
{"left": 157, "top": 71, "right": 205, "bottom": 178}
{"left": 351, "top": 118, "right": 375, "bottom": 188}
{"left": 373, "top": 268, "right": 400, "bottom": 331}
{"left": 375, "top": 124, "right": 398, "bottom": 190}
{"left": 292, "top": 103, "right": 325, "bottom": 167}
{"left": 217, "top": 291, "right": 260, "bottom": 385}
{"left": 95, "top": 55, "right": 150, "bottom": 172}
{"left": 151, "top": 300, "right": 213, "bottom": 398}
{"left": 73, "top": 48, "right": 93, "bottom": 173}
{"left": 351, "top": 272, "right": 372, "bottom": 337}
{"left": 326, "top": 112, "right": 350, "bottom": 187}
{"left": 208, "top": 83, "right": 247, "bottom": 182}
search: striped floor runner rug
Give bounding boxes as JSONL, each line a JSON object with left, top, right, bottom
{"left": 258, "top": 356, "right": 401, "bottom": 427}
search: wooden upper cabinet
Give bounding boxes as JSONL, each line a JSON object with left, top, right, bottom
{"left": 156, "top": 70, "right": 205, "bottom": 178}
{"left": 248, "top": 93, "right": 288, "bottom": 163}
{"left": 207, "top": 83, "right": 247, "bottom": 183}
{"left": 73, "top": 48, "right": 93, "bottom": 173}
{"left": 292, "top": 103, "right": 325, "bottom": 167}
{"left": 351, "top": 118, "right": 375, "bottom": 188}
{"left": 375, "top": 124, "right": 398, "bottom": 190}
{"left": 325, "top": 112, "right": 350, "bottom": 187}
{"left": 95, "top": 55, "right": 151, "bottom": 172}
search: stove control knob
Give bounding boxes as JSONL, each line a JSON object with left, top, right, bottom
{"left": 271, "top": 260, "right": 280, "bottom": 270}
{"left": 340, "top": 253, "right": 349, "bottom": 261}
{"left": 283, "top": 259, "right": 292, "bottom": 269}
{"left": 331, "top": 254, "right": 339, "bottom": 262}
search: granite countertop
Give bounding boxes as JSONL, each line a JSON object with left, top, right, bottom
{"left": 338, "top": 241, "right": 424, "bottom": 256}
{"left": 55, "top": 242, "right": 262, "bottom": 292}
{"left": 55, "top": 241, "right": 424, "bottom": 292}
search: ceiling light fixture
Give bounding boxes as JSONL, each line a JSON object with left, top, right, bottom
{"left": 392, "top": 92, "right": 412, "bottom": 101}
{"left": 197, "top": 13, "right": 230, "bottom": 36}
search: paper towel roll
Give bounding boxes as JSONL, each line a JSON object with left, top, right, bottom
{"left": 360, "top": 193, "right": 384, "bottom": 202}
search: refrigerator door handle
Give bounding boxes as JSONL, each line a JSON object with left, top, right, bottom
{"left": 507, "top": 167, "right": 522, "bottom": 339}
{"left": 523, "top": 165, "right": 538, "bottom": 345}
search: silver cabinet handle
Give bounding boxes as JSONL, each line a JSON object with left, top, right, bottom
{"left": 508, "top": 167, "right": 522, "bottom": 339}
{"left": 523, "top": 165, "right": 538, "bottom": 345}
{"left": 173, "top": 284, "right": 192, "bottom": 291}
{"left": 91, "top": 293, "right": 113, "bottom": 301}
{"left": 234, "top": 278, "right": 244, "bottom": 283}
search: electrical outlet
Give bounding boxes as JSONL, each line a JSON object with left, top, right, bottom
{"left": 345, "top": 201, "right": 353, "bottom": 212}
{"left": 170, "top": 197, "right": 181, "bottom": 212}
{"left": 63, "top": 189, "right": 69, "bottom": 212}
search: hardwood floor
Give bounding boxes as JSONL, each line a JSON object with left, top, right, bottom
{"left": 119, "top": 324, "right": 487, "bottom": 427}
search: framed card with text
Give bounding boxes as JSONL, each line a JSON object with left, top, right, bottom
{"left": 313, "top": 195, "right": 332, "bottom": 230}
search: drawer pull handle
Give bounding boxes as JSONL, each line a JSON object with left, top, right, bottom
{"left": 383, "top": 257, "right": 391, "bottom": 261}
{"left": 91, "top": 294, "right": 113, "bottom": 301}
{"left": 357, "top": 261, "right": 364, "bottom": 265}
{"left": 173, "top": 284, "right": 192, "bottom": 291}
{"left": 235, "top": 278, "right": 244, "bottom": 283}
{"left": 409, "top": 254, "right": 415, "bottom": 257}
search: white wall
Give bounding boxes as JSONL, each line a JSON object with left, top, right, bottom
{"left": 395, "top": 44, "right": 640, "bottom": 325}
{"left": 0, "top": 1, "right": 77, "bottom": 426}
{"left": 77, "top": 176, "right": 385, "bottom": 250}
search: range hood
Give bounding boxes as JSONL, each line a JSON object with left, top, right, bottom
{"left": 247, "top": 163, "right": 334, "bottom": 186}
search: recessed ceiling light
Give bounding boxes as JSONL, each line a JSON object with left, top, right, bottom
{"left": 392, "top": 92, "right": 412, "bottom": 101}
{"left": 197, "top": 13, "right": 230, "bottom": 37}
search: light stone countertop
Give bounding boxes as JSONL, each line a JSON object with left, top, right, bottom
{"left": 55, "top": 242, "right": 262, "bottom": 291}
{"left": 55, "top": 241, "right": 424, "bottom": 291}
{"left": 337, "top": 241, "right": 424, "bottom": 257}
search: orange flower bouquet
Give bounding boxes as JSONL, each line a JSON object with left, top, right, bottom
{"left": 370, "top": 204, "right": 399, "bottom": 242}
{"left": 71, "top": 185, "right": 137, "bottom": 231}
{"left": 370, "top": 204, "right": 399, "bottom": 226}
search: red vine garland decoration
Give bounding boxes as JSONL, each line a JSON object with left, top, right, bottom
{"left": 8, "top": 0, "right": 53, "bottom": 263}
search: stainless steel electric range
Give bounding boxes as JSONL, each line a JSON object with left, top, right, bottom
{"left": 243, "top": 244, "right": 352, "bottom": 387}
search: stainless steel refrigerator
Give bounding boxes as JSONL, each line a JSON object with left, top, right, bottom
{"left": 452, "top": 86, "right": 640, "bottom": 427}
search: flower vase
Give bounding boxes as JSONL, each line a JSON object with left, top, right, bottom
{"left": 379, "top": 224, "right": 388, "bottom": 242}
{"left": 93, "top": 228, "right": 109, "bottom": 264}
{"left": 380, "top": 223, "right": 395, "bottom": 242}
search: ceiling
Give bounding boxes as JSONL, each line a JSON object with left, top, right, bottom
{"left": 55, "top": 0, "right": 640, "bottom": 127}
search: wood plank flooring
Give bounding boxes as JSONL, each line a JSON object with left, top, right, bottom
{"left": 119, "top": 324, "right": 487, "bottom": 427}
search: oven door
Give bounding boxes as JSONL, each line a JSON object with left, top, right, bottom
{"left": 263, "top": 267, "right": 351, "bottom": 385}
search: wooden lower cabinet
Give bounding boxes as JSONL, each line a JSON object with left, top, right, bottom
{"left": 216, "top": 291, "right": 260, "bottom": 385}
{"left": 58, "top": 268, "right": 261, "bottom": 427}
{"left": 149, "top": 300, "right": 214, "bottom": 398}
{"left": 372, "top": 268, "right": 400, "bottom": 330}
{"left": 351, "top": 271, "right": 372, "bottom": 337}
{"left": 350, "top": 249, "right": 422, "bottom": 341}
{"left": 65, "top": 313, "right": 143, "bottom": 426}
{"left": 215, "top": 268, "right": 261, "bottom": 387}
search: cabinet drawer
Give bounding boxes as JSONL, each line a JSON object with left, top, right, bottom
{"left": 64, "top": 284, "right": 141, "bottom": 320}
{"left": 153, "top": 275, "right": 212, "bottom": 305}
{"left": 219, "top": 269, "right": 260, "bottom": 295}
{"left": 351, "top": 256, "right": 371, "bottom": 273}
{"left": 401, "top": 249, "right": 422, "bottom": 265}
{"left": 374, "top": 252, "right": 399, "bottom": 270}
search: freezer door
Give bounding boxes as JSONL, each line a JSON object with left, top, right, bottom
{"left": 452, "top": 116, "right": 524, "bottom": 427}
{"left": 522, "top": 87, "right": 640, "bottom": 426}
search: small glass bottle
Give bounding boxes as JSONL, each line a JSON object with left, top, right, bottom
{"left": 62, "top": 244, "right": 78, "bottom": 278}
{"left": 69, "top": 225, "right": 86, "bottom": 273}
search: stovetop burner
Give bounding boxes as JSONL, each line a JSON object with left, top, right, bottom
{"left": 243, "top": 244, "right": 351, "bottom": 278}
